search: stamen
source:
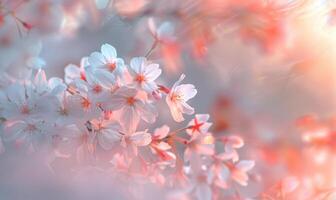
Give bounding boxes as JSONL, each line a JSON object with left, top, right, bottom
{"left": 126, "top": 96, "right": 136, "bottom": 105}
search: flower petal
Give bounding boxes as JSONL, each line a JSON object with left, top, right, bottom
{"left": 130, "top": 131, "right": 152, "bottom": 146}
{"left": 175, "top": 84, "right": 197, "bottom": 101}
{"left": 101, "top": 43, "right": 117, "bottom": 61}
{"left": 135, "top": 101, "right": 157, "bottom": 123}
{"left": 236, "top": 160, "right": 255, "bottom": 171}
{"left": 130, "top": 57, "right": 146, "bottom": 74}
{"left": 88, "top": 52, "right": 105, "bottom": 67}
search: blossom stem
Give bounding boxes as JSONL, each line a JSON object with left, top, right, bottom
{"left": 172, "top": 136, "right": 188, "bottom": 145}
{"left": 170, "top": 126, "right": 192, "bottom": 136}
{"left": 145, "top": 39, "right": 158, "bottom": 58}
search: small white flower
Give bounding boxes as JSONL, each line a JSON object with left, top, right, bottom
{"left": 219, "top": 135, "right": 244, "bottom": 162}
{"left": 166, "top": 74, "right": 197, "bottom": 122}
{"left": 49, "top": 93, "right": 86, "bottom": 126}
{"left": 105, "top": 86, "right": 157, "bottom": 132}
{"left": 2, "top": 83, "right": 51, "bottom": 121}
{"left": 129, "top": 57, "right": 162, "bottom": 92}
{"left": 90, "top": 119, "right": 121, "bottom": 150}
{"left": 88, "top": 43, "right": 125, "bottom": 77}
{"left": 3, "top": 120, "right": 49, "bottom": 150}
{"left": 187, "top": 114, "right": 212, "bottom": 140}
{"left": 75, "top": 67, "right": 115, "bottom": 104}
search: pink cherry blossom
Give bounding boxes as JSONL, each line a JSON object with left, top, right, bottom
{"left": 220, "top": 135, "right": 244, "bottom": 162}
{"left": 150, "top": 125, "right": 176, "bottom": 165}
{"left": 187, "top": 114, "right": 212, "bottom": 140}
{"left": 166, "top": 74, "right": 197, "bottom": 122}
{"left": 228, "top": 160, "right": 255, "bottom": 186}
{"left": 184, "top": 133, "right": 215, "bottom": 161}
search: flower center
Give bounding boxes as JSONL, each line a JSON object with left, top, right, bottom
{"left": 106, "top": 62, "right": 116, "bottom": 72}
{"left": 20, "top": 105, "right": 30, "bottom": 115}
{"left": 92, "top": 84, "right": 102, "bottom": 94}
{"left": 126, "top": 96, "right": 136, "bottom": 106}
{"left": 190, "top": 118, "right": 204, "bottom": 133}
{"left": 135, "top": 74, "right": 146, "bottom": 84}
{"left": 171, "top": 93, "right": 182, "bottom": 102}
{"left": 81, "top": 98, "right": 91, "bottom": 109}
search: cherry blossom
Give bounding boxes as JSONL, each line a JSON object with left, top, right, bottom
{"left": 150, "top": 125, "right": 176, "bottom": 165}
{"left": 120, "top": 129, "right": 152, "bottom": 156}
{"left": 0, "top": 42, "right": 256, "bottom": 199}
{"left": 166, "top": 74, "right": 197, "bottom": 122}
{"left": 48, "top": 93, "right": 85, "bottom": 126}
{"left": 186, "top": 114, "right": 212, "bottom": 140}
{"left": 105, "top": 86, "right": 157, "bottom": 132}
{"left": 220, "top": 135, "right": 244, "bottom": 162}
{"left": 3, "top": 119, "right": 49, "bottom": 150}
{"left": 2, "top": 83, "right": 52, "bottom": 122}
{"left": 184, "top": 133, "right": 215, "bottom": 162}
{"left": 129, "top": 57, "right": 162, "bottom": 92}
{"left": 89, "top": 119, "right": 121, "bottom": 150}
{"left": 64, "top": 57, "right": 89, "bottom": 84}
{"left": 228, "top": 160, "right": 255, "bottom": 186}
{"left": 88, "top": 43, "right": 125, "bottom": 78}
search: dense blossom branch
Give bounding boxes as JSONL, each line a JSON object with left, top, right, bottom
{"left": 0, "top": 43, "right": 255, "bottom": 200}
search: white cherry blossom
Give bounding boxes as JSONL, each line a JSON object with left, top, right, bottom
{"left": 64, "top": 57, "right": 89, "bottom": 84}
{"left": 166, "top": 74, "right": 197, "bottom": 122}
{"left": 2, "top": 83, "right": 52, "bottom": 121}
{"left": 120, "top": 129, "right": 152, "bottom": 156}
{"left": 105, "top": 86, "right": 157, "bottom": 132}
{"left": 89, "top": 119, "right": 121, "bottom": 150}
{"left": 3, "top": 119, "right": 49, "bottom": 150}
{"left": 129, "top": 57, "right": 161, "bottom": 92}
{"left": 228, "top": 160, "right": 255, "bottom": 186}
{"left": 88, "top": 43, "right": 125, "bottom": 78}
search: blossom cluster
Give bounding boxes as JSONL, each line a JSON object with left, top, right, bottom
{"left": 0, "top": 44, "right": 254, "bottom": 199}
